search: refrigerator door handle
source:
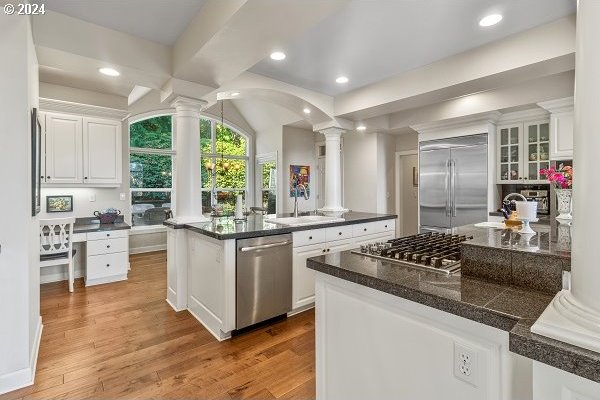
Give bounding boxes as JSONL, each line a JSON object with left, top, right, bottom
{"left": 444, "top": 160, "right": 451, "bottom": 216}
{"left": 451, "top": 159, "right": 457, "bottom": 217}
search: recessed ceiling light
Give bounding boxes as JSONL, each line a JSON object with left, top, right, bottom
{"left": 98, "top": 67, "right": 120, "bottom": 77}
{"left": 336, "top": 76, "right": 349, "bottom": 84}
{"left": 231, "top": 92, "right": 240, "bottom": 97}
{"left": 356, "top": 125, "right": 366, "bottom": 131}
{"left": 270, "top": 51, "right": 286, "bottom": 61}
{"left": 303, "top": 108, "right": 311, "bottom": 114}
{"left": 479, "top": 14, "right": 502, "bottom": 27}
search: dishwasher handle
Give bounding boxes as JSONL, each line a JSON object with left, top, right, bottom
{"left": 239, "top": 240, "right": 292, "bottom": 252}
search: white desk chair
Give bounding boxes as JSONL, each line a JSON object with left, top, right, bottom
{"left": 39, "top": 217, "right": 77, "bottom": 292}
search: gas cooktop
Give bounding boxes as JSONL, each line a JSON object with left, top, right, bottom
{"left": 351, "top": 232, "right": 473, "bottom": 275}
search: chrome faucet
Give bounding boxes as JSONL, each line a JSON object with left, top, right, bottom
{"left": 293, "top": 184, "right": 309, "bottom": 218}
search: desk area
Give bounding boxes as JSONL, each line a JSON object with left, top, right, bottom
{"left": 72, "top": 216, "right": 131, "bottom": 286}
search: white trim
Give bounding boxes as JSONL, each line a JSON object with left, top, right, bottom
{"left": 129, "top": 225, "right": 167, "bottom": 235}
{"left": 411, "top": 111, "right": 502, "bottom": 135}
{"left": 85, "top": 274, "right": 127, "bottom": 287}
{"left": 395, "top": 151, "right": 418, "bottom": 237}
{"left": 537, "top": 97, "right": 574, "bottom": 114}
{"left": 40, "top": 98, "right": 128, "bottom": 120}
{"left": 129, "top": 244, "right": 167, "bottom": 254}
{"left": 497, "top": 108, "right": 549, "bottom": 124}
{"left": 0, "top": 317, "right": 43, "bottom": 395}
{"left": 40, "top": 269, "right": 84, "bottom": 284}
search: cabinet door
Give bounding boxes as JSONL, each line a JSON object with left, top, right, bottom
{"left": 39, "top": 112, "right": 46, "bottom": 182}
{"left": 292, "top": 243, "right": 326, "bottom": 310}
{"left": 45, "top": 112, "right": 83, "bottom": 184}
{"left": 83, "top": 117, "right": 122, "bottom": 185}
{"left": 549, "top": 111, "right": 574, "bottom": 160}
{"left": 497, "top": 124, "right": 522, "bottom": 183}
{"left": 523, "top": 120, "right": 550, "bottom": 183}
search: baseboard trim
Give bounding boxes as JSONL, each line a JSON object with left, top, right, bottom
{"left": 129, "top": 244, "right": 167, "bottom": 254}
{"left": 85, "top": 274, "right": 127, "bottom": 287}
{"left": 40, "top": 270, "right": 84, "bottom": 284}
{"left": 0, "top": 317, "right": 43, "bottom": 395}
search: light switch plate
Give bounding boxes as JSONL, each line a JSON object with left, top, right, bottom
{"left": 89, "top": 194, "right": 96, "bottom": 202}
{"left": 120, "top": 193, "right": 126, "bottom": 201}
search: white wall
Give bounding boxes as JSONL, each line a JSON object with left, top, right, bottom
{"left": 281, "top": 126, "right": 317, "bottom": 213}
{"left": 396, "top": 131, "right": 418, "bottom": 152}
{"left": 0, "top": 14, "right": 41, "bottom": 394}
{"left": 40, "top": 82, "right": 128, "bottom": 109}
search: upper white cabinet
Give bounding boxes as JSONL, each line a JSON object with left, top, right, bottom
{"left": 496, "top": 110, "right": 550, "bottom": 184}
{"left": 44, "top": 112, "right": 83, "bottom": 184}
{"left": 538, "top": 97, "right": 574, "bottom": 160}
{"left": 41, "top": 110, "right": 123, "bottom": 186}
{"left": 83, "top": 117, "right": 122, "bottom": 185}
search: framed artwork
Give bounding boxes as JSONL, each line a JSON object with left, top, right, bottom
{"left": 31, "top": 108, "right": 41, "bottom": 216}
{"left": 47, "top": 195, "right": 73, "bottom": 213}
{"left": 289, "top": 165, "right": 310, "bottom": 197}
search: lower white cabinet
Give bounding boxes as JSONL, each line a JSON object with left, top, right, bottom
{"left": 85, "top": 231, "right": 129, "bottom": 286}
{"left": 291, "top": 219, "right": 396, "bottom": 311}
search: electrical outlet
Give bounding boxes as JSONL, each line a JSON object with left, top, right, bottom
{"left": 119, "top": 193, "right": 127, "bottom": 201}
{"left": 89, "top": 194, "right": 96, "bottom": 202}
{"left": 454, "top": 342, "right": 478, "bottom": 387}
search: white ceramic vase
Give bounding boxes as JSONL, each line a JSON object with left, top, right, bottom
{"left": 555, "top": 188, "right": 573, "bottom": 221}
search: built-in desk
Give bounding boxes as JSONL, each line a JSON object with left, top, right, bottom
{"left": 72, "top": 217, "right": 131, "bottom": 286}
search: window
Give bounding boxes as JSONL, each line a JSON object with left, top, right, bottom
{"left": 200, "top": 119, "right": 249, "bottom": 215}
{"left": 129, "top": 115, "right": 174, "bottom": 226}
{"left": 259, "top": 160, "right": 277, "bottom": 214}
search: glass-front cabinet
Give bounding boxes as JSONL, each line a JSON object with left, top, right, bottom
{"left": 497, "top": 119, "right": 550, "bottom": 184}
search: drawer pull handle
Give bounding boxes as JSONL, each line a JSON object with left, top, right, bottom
{"left": 106, "top": 264, "right": 110, "bottom": 267}
{"left": 309, "top": 236, "right": 313, "bottom": 240}
{"left": 107, "top": 245, "right": 111, "bottom": 248}
{"left": 364, "top": 228, "right": 367, "bottom": 232}
{"left": 385, "top": 225, "right": 388, "bottom": 228}
{"left": 322, "top": 249, "right": 326, "bottom": 253}
{"left": 338, "top": 232, "right": 342, "bottom": 235}
{"left": 327, "top": 249, "right": 330, "bottom": 252}
{"left": 106, "top": 234, "right": 110, "bottom": 237}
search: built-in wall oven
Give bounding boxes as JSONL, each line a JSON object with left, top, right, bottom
{"left": 236, "top": 234, "right": 293, "bottom": 330}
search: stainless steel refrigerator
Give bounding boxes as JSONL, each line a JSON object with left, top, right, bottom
{"left": 419, "top": 134, "right": 488, "bottom": 232}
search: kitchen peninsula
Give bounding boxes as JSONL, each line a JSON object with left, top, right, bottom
{"left": 164, "top": 212, "right": 396, "bottom": 340}
{"left": 308, "top": 223, "right": 600, "bottom": 399}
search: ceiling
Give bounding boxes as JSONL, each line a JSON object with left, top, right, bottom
{"left": 35, "top": 0, "right": 207, "bottom": 45}
{"left": 249, "top": 0, "right": 576, "bottom": 96}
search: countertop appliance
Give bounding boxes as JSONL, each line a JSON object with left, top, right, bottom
{"left": 351, "top": 232, "right": 473, "bottom": 275}
{"left": 521, "top": 189, "right": 549, "bottom": 215}
{"left": 419, "top": 134, "right": 488, "bottom": 232}
{"left": 236, "top": 233, "right": 293, "bottom": 329}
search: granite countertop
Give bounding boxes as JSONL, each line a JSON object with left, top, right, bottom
{"left": 73, "top": 216, "right": 131, "bottom": 234}
{"left": 164, "top": 211, "right": 397, "bottom": 240}
{"left": 307, "top": 247, "right": 600, "bottom": 383}
{"left": 453, "top": 222, "right": 571, "bottom": 261}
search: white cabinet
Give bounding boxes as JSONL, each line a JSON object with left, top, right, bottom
{"left": 41, "top": 111, "right": 122, "bottom": 186}
{"left": 496, "top": 119, "right": 550, "bottom": 184}
{"left": 44, "top": 112, "right": 83, "bottom": 184}
{"left": 85, "top": 230, "right": 129, "bottom": 286}
{"left": 83, "top": 117, "right": 122, "bottom": 184}
{"left": 291, "top": 219, "right": 396, "bottom": 311}
{"left": 538, "top": 97, "right": 574, "bottom": 160}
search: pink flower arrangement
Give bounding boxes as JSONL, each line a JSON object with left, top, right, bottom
{"left": 540, "top": 166, "right": 573, "bottom": 189}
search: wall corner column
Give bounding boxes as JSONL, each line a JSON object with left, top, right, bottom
{"left": 531, "top": 0, "right": 600, "bottom": 354}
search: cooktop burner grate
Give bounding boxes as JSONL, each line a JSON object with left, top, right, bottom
{"left": 350, "top": 232, "right": 473, "bottom": 275}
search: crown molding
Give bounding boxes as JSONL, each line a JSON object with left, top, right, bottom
{"left": 538, "top": 97, "right": 574, "bottom": 114}
{"left": 497, "top": 107, "right": 549, "bottom": 124}
{"left": 313, "top": 117, "right": 354, "bottom": 134}
{"left": 411, "top": 111, "right": 502, "bottom": 135}
{"left": 39, "top": 98, "right": 129, "bottom": 120}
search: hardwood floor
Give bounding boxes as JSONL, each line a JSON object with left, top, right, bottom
{"left": 1, "top": 251, "right": 316, "bottom": 400}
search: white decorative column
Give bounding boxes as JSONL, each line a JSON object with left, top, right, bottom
{"left": 170, "top": 96, "right": 209, "bottom": 223}
{"left": 532, "top": 0, "right": 600, "bottom": 353}
{"left": 316, "top": 126, "right": 349, "bottom": 217}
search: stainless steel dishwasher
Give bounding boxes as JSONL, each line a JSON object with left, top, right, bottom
{"left": 236, "top": 233, "right": 293, "bottom": 329}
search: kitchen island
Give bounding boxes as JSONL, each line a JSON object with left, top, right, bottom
{"left": 307, "top": 223, "right": 600, "bottom": 400}
{"left": 164, "top": 212, "right": 396, "bottom": 340}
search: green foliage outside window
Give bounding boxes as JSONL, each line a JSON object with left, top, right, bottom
{"left": 130, "top": 116, "right": 172, "bottom": 149}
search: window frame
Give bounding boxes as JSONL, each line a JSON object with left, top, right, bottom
{"left": 128, "top": 112, "right": 175, "bottom": 228}
{"left": 200, "top": 117, "right": 251, "bottom": 210}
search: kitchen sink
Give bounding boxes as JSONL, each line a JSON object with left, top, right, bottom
{"left": 266, "top": 215, "right": 345, "bottom": 226}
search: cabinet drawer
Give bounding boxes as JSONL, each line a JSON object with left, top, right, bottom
{"left": 325, "top": 225, "right": 353, "bottom": 242}
{"left": 293, "top": 229, "right": 326, "bottom": 247}
{"left": 87, "top": 252, "right": 128, "bottom": 280}
{"left": 352, "top": 222, "right": 378, "bottom": 237}
{"left": 87, "top": 229, "right": 129, "bottom": 241}
{"left": 87, "top": 237, "right": 128, "bottom": 256}
{"left": 374, "top": 219, "right": 395, "bottom": 233}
